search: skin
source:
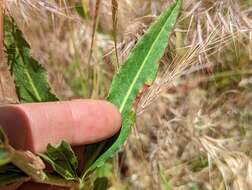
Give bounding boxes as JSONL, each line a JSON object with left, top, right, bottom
{"left": 0, "top": 100, "right": 122, "bottom": 190}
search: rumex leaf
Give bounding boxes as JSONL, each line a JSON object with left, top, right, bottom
{"left": 0, "top": 148, "right": 11, "bottom": 166}
{"left": 94, "top": 177, "right": 108, "bottom": 190}
{"left": 40, "top": 141, "right": 78, "bottom": 181}
{"left": 84, "top": 0, "right": 182, "bottom": 176}
{"left": 0, "top": 164, "right": 28, "bottom": 187}
{"left": 4, "top": 17, "right": 58, "bottom": 103}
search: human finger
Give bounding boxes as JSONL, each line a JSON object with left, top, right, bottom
{"left": 0, "top": 100, "right": 121, "bottom": 153}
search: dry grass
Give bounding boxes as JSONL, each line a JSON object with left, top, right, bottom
{"left": 3, "top": 0, "right": 252, "bottom": 189}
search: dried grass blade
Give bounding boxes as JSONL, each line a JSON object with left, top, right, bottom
{"left": 88, "top": 0, "right": 101, "bottom": 64}
{"left": 111, "top": 0, "right": 119, "bottom": 69}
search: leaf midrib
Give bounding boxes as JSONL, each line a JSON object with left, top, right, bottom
{"left": 119, "top": 6, "right": 177, "bottom": 113}
{"left": 15, "top": 46, "right": 42, "bottom": 102}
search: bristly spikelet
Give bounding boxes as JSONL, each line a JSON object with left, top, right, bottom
{"left": 5, "top": 0, "right": 69, "bottom": 23}
{"left": 199, "top": 136, "right": 252, "bottom": 189}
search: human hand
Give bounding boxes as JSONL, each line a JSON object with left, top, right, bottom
{"left": 0, "top": 100, "right": 121, "bottom": 190}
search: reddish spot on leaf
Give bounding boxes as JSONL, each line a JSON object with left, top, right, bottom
{"left": 133, "top": 84, "right": 151, "bottom": 110}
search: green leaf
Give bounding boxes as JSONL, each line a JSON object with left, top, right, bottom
{"left": 191, "top": 184, "right": 199, "bottom": 190}
{"left": 83, "top": 0, "right": 182, "bottom": 176}
{"left": 0, "top": 129, "right": 12, "bottom": 166}
{"left": 75, "top": 3, "right": 88, "bottom": 19}
{"left": 0, "top": 164, "right": 28, "bottom": 186}
{"left": 40, "top": 141, "right": 78, "bottom": 181}
{"left": 0, "top": 148, "right": 11, "bottom": 166}
{"left": 94, "top": 177, "right": 108, "bottom": 190}
{"left": 160, "top": 167, "right": 172, "bottom": 190}
{"left": 0, "top": 128, "right": 8, "bottom": 144}
{"left": 96, "top": 163, "right": 113, "bottom": 178}
{"left": 4, "top": 17, "right": 58, "bottom": 103}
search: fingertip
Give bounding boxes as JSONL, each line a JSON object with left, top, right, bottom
{"left": 68, "top": 100, "right": 122, "bottom": 144}
{"left": 100, "top": 101, "right": 122, "bottom": 135}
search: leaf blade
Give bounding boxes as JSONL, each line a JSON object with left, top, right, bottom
{"left": 4, "top": 17, "right": 58, "bottom": 103}
{"left": 84, "top": 0, "right": 182, "bottom": 175}
{"left": 0, "top": 148, "right": 11, "bottom": 166}
{"left": 40, "top": 141, "right": 78, "bottom": 181}
{"left": 0, "top": 164, "right": 28, "bottom": 187}
{"left": 108, "top": 0, "right": 182, "bottom": 114}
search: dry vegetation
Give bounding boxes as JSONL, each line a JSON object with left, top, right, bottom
{"left": 2, "top": 0, "right": 252, "bottom": 189}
